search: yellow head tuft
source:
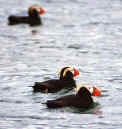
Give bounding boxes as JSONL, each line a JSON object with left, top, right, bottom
{"left": 76, "top": 84, "right": 94, "bottom": 94}
{"left": 58, "top": 67, "right": 73, "bottom": 78}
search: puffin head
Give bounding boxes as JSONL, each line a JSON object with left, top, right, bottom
{"left": 58, "top": 67, "right": 79, "bottom": 80}
{"left": 28, "top": 5, "right": 45, "bottom": 17}
{"left": 76, "top": 85, "right": 101, "bottom": 97}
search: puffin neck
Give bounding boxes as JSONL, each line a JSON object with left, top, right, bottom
{"left": 60, "top": 75, "right": 74, "bottom": 81}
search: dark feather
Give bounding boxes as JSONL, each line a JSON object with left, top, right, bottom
{"left": 8, "top": 7, "right": 42, "bottom": 26}
{"left": 45, "top": 87, "right": 93, "bottom": 108}
{"left": 33, "top": 79, "right": 76, "bottom": 93}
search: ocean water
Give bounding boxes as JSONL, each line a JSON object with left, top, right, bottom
{"left": 0, "top": 0, "right": 122, "bottom": 128}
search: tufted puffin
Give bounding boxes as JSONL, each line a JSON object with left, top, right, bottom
{"left": 8, "top": 5, "right": 45, "bottom": 26}
{"left": 45, "top": 85, "right": 101, "bottom": 108}
{"left": 33, "top": 67, "right": 79, "bottom": 93}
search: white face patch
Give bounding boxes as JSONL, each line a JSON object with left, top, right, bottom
{"left": 87, "top": 87, "right": 94, "bottom": 94}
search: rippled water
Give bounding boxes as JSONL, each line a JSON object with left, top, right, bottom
{"left": 0, "top": 0, "right": 122, "bottom": 128}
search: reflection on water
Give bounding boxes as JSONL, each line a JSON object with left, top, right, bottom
{"left": 61, "top": 102, "right": 102, "bottom": 115}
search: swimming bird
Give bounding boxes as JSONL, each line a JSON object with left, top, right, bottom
{"left": 45, "top": 85, "right": 101, "bottom": 108}
{"left": 8, "top": 5, "right": 45, "bottom": 26}
{"left": 33, "top": 67, "right": 79, "bottom": 93}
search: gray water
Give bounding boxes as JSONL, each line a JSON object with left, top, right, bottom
{"left": 0, "top": 0, "right": 122, "bottom": 128}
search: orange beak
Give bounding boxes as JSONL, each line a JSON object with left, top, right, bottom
{"left": 40, "top": 8, "right": 45, "bottom": 15}
{"left": 92, "top": 87, "right": 101, "bottom": 96}
{"left": 73, "top": 69, "right": 79, "bottom": 77}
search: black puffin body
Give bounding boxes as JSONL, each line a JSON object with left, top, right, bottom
{"left": 33, "top": 67, "right": 79, "bottom": 93}
{"left": 46, "top": 87, "right": 94, "bottom": 109}
{"left": 8, "top": 5, "right": 45, "bottom": 26}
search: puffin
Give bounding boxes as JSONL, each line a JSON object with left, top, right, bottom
{"left": 8, "top": 5, "right": 45, "bottom": 26}
{"left": 45, "top": 85, "right": 101, "bottom": 108}
{"left": 33, "top": 67, "right": 79, "bottom": 93}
